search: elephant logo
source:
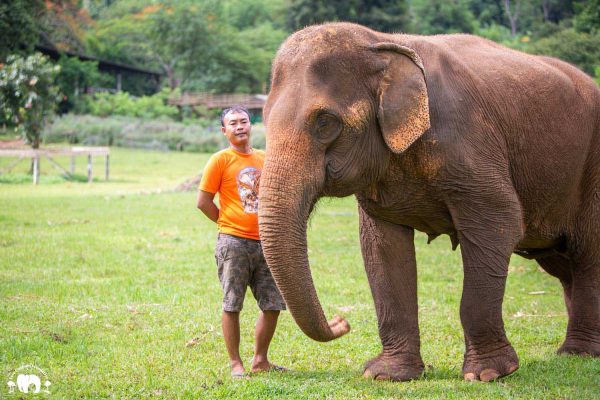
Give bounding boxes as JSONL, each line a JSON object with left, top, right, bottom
{"left": 236, "top": 167, "right": 261, "bottom": 214}
{"left": 6, "top": 365, "right": 51, "bottom": 395}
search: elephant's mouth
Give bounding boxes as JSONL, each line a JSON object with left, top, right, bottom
{"left": 323, "top": 163, "right": 360, "bottom": 197}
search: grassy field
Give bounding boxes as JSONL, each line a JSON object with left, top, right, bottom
{"left": 0, "top": 148, "right": 598, "bottom": 399}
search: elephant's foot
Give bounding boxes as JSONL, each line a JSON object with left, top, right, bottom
{"left": 462, "top": 342, "right": 519, "bottom": 382}
{"left": 557, "top": 332, "right": 600, "bottom": 356}
{"left": 363, "top": 352, "right": 424, "bottom": 382}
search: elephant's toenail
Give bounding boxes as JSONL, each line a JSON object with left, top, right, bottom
{"left": 375, "top": 374, "right": 391, "bottom": 381}
{"left": 464, "top": 372, "right": 476, "bottom": 381}
{"left": 480, "top": 369, "right": 500, "bottom": 382}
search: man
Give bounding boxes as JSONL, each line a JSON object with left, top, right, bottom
{"left": 197, "top": 106, "right": 287, "bottom": 378}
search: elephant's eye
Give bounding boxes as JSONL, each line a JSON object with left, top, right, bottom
{"left": 315, "top": 113, "right": 342, "bottom": 144}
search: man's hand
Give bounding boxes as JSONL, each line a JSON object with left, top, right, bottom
{"left": 197, "top": 190, "right": 219, "bottom": 223}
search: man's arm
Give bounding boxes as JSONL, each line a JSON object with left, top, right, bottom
{"left": 197, "top": 190, "right": 219, "bottom": 223}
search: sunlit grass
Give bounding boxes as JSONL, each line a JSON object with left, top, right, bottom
{"left": 0, "top": 148, "right": 597, "bottom": 399}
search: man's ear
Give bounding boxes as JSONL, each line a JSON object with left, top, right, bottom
{"left": 372, "top": 42, "right": 430, "bottom": 154}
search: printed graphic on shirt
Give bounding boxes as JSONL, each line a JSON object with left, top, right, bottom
{"left": 236, "top": 167, "right": 261, "bottom": 213}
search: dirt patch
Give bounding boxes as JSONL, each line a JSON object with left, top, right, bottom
{"left": 0, "top": 139, "right": 26, "bottom": 149}
{"left": 175, "top": 175, "right": 201, "bottom": 192}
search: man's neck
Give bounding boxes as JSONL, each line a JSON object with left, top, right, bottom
{"left": 230, "top": 143, "right": 253, "bottom": 154}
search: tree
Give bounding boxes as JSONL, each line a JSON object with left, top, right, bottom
{"left": 55, "top": 55, "right": 110, "bottom": 113}
{"left": 410, "top": 0, "right": 477, "bottom": 34}
{"left": 0, "top": 0, "right": 45, "bottom": 61}
{"left": 87, "top": 0, "right": 287, "bottom": 93}
{"left": 529, "top": 28, "right": 600, "bottom": 76}
{"left": 39, "top": 0, "right": 94, "bottom": 54}
{"left": 574, "top": 0, "right": 600, "bottom": 33}
{"left": 503, "top": 0, "right": 520, "bottom": 36}
{"left": 87, "top": 0, "right": 227, "bottom": 89}
{"left": 286, "top": 0, "right": 340, "bottom": 30}
{"left": 0, "top": 53, "right": 61, "bottom": 148}
{"left": 352, "top": 0, "right": 410, "bottom": 32}
{"left": 286, "top": 0, "right": 410, "bottom": 33}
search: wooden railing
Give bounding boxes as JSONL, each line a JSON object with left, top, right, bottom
{"left": 168, "top": 92, "right": 267, "bottom": 109}
{"left": 0, "top": 147, "right": 110, "bottom": 184}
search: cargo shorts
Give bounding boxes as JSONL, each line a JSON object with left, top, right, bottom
{"left": 215, "top": 233, "right": 286, "bottom": 312}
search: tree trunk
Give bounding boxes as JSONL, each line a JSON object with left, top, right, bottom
{"left": 503, "top": 0, "right": 520, "bottom": 36}
{"left": 542, "top": 0, "right": 550, "bottom": 22}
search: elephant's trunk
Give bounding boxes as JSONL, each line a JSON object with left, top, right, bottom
{"left": 258, "top": 139, "right": 350, "bottom": 342}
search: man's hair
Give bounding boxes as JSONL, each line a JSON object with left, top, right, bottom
{"left": 220, "top": 105, "right": 250, "bottom": 127}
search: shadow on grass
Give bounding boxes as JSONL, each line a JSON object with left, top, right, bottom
{"left": 512, "top": 354, "right": 600, "bottom": 390}
{"left": 200, "top": 357, "right": 599, "bottom": 399}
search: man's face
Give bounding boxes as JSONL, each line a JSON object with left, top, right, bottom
{"left": 222, "top": 111, "right": 251, "bottom": 147}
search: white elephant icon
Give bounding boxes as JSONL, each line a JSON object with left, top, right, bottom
{"left": 16, "top": 373, "right": 41, "bottom": 393}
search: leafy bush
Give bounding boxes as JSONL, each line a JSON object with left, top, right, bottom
{"left": 55, "top": 55, "right": 113, "bottom": 114}
{"left": 43, "top": 114, "right": 266, "bottom": 153}
{"left": 0, "top": 53, "right": 61, "bottom": 148}
{"left": 528, "top": 29, "right": 600, "bottom": 76}
{"left": 84, "top": 88, "right": 178, "bottom": 119}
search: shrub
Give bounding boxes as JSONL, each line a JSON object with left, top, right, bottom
{"left": 41, "top": 114, "right": 265, "bottom": 153}
{"left": 85, "top": 88, "right": 178, "bottom": 119}
{"left": 528, "top": 29, "right": 600, "bottom": 76}
{"left": 0, "top": 53, "right": 61, "bottom": 148}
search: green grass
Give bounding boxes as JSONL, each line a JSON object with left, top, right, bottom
{"left": 0, "top": 148, "right": 598, "bottom": 399}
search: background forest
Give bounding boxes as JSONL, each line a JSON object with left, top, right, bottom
{"left": 1, "top": 0, "right": 599, "bottom": 151}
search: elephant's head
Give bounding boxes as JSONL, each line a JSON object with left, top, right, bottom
{"left": 258, "top": 23, "right": 430, "bottom": 342}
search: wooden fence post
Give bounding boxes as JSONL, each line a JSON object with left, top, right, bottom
{"left": 33, "top": 156, "right": 40, "bottom": 185}
{"left": 105, "top": 154, "right": 110, "bottom": 181}
{"left": 87, "top": 154, "right": 92, "bottom": 183}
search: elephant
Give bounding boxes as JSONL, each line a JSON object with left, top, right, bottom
{"left": 17, "top": 374, "right": 41, "bottom": 393}
{"left": 258, "top": 22, "right": 600, "bottom": 382}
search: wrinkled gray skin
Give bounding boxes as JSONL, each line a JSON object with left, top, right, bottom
{"left": 258, "top": 22, "right": 600, "bottom": 382}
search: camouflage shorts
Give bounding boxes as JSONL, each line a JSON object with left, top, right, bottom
{"left": 215, "top": 233, "right": 286, "bottom": 312}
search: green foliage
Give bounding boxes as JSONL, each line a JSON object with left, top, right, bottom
{"left": 43, "top": 114, "right": 220, "bottom": 152}
{"left": 225, "top": 0, "right": 287, "bottom": 30}
{"left": 43, "top": 114, "right": 266, "bottom": 153}
{"left": 0, "top": 53, "right": 61, "bottom": 148}
{"left": 574, "top": 0, "right": 600, "bottom": 33}
{"left": 475, "top": 22, "right": 515, "bottom": 43}
{"left": 84, "top": 88, "right": 178, "bottom": 119}
{"left": 286, "top": 0, "right": 410, "bottom": 33}
{"left": 528, "top": 28, "right": 600, "bottom": 76}
{"left": 55, "top": 55, "right": 114, "bottom": 113}
{"left": 410, "top": 0, "right": 477, "bottom": 34}
{"left": 0, "top": 0, "right": 44, "bottom": 61}
{"left": 85, "top": 0, "right": 287, "bottom": 94}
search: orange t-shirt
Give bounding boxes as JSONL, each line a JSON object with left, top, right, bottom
{"left": 199, "top": 148, "right": 265, "bottom": 240}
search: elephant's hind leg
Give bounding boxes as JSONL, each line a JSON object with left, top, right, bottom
{"left": 550, "top": 232, "right": 600, "bottom": 356}
{"left": 358, "top": 208, "right": 424, "bottom": 381}
{"left": 552, "top": 188, "right": 600, "bottom": 356}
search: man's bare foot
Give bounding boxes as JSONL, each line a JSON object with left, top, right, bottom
{"left": 250, "top": 359, "right": 288, "bottom": 373}
{"left": 231, "top": 360, "right": 246, "bottom": 378}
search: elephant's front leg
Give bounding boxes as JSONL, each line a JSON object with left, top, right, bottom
{"left": 451, "top": 196, "right": 523, "bottom": 382}
{"left": 359, "top": 207, "right": 424, "bottom": 381}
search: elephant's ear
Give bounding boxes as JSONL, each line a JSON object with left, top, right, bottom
{"left": 372, "top": 42, "right": 430, "bottom": 154}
